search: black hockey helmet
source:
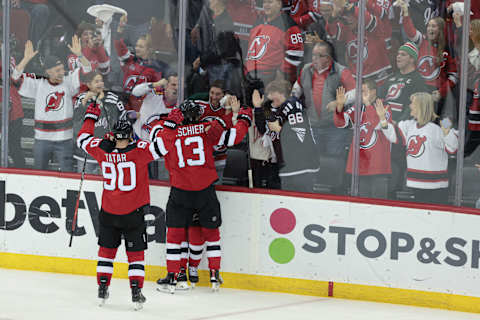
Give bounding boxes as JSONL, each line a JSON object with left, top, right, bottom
{"left": 179, "top": 100, "right": 203, "bottom": 124}
{"left": 112, "top": 120, "right": 133, "bottom": 140}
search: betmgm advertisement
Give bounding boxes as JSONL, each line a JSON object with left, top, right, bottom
{"left": 1, "top": 172, "right": 480, "bottom": 312}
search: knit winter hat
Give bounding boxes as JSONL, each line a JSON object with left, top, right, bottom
{"left": 43, "top": 55, "right": 63, "bottom": 70}
{"left": 398, "top": 42, "right": 419, "bottom": 62}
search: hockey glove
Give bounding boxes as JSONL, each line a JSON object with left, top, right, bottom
{"left": 237, "top": 107, "right": 252, "bottom": 127}
{"left": 84, "top": 103, "right": 101, "bottom": 122}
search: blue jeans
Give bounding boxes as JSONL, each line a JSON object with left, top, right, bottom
{"left": 33, "top": 139, "right": 73, "bottom": 172}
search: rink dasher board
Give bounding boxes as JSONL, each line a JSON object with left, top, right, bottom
{"left": 0, "top": 171, "right": 480, "bottom": 313}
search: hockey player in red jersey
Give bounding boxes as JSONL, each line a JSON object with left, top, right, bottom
{"left": 77, "top": 103, "right": 164, "bottom": 310}
{"left": 151, "top": 100, "right": 252, "bottom": 292}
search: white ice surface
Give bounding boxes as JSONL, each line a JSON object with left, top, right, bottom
{"left": 1, "top": 268, "right": 480, "bottom": 320}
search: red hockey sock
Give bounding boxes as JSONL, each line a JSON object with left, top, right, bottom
{"left": 188, "top": 226, "right": 204, "bottom": 268}
{"left": 180, "top": 238, "right": 188, "bottom": 270}
{"left": 97, "top": 246, "right": 118, "bottom": 286}
{"left": 166, "top": 227, "right": 186, "bottom": 273}
{"left": 202, "top": 227, "right": 221, "bottom": 270}
{"left": 126, "top": 250, "right": 145, "bottom": 288}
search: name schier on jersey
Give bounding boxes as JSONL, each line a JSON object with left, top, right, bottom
{"left": 407, "top": 135, "right": 427, "bottom": 158}
{"left": 247, "top": 35, "right": 271, "bottom": 61}
{"left": 45, "top": 91, "right": 65, "bottom": 112}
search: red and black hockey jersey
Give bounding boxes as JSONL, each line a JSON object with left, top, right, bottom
{"left": 77, "top": 118, "right": 162, "bottom": 214}
{"left": 397, "top": 119, "right": 458, "bottom": 189}
{"left": 149, "top": 112, "right": 251, "bottom": 191}
{"left": 246, "top": 12, "right": 304, "bottom": 82}
{"left": 334, "top": 102, "right": 396, "bottom": 175}
{"left": 326, "top": 7, "right": 392, "bottom": 83}
{"left": 114, "top": 38, "right": 162, "bottom": 112}
{"left": 468, "top": 77, "right": 480, "bottom": 131}
{"left": 67, "top": 46, "right": 110, "bottom": 75}
{"left": 403, "top": 15, "right": 458, "bottom": 97}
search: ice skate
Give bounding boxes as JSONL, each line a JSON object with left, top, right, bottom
{"left": 97, "top": 277, "right": 109, "bottom": 307}
{"left": 210, "top": 269, "right": 223, "bottom": 292}
{"left": 131, "top": 280, "right": 146, "bottom": 311}
{"left": 188, "top": 266, "right": 199, "bottom": 288}
{"left": 156, "top": 272, "right": 178, "bottom": 294}
{"left": 176, "top": 267, "right": 190, "bottom": 290}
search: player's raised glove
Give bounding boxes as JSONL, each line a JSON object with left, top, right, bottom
{"left": 237, "top": 107, "right": 252, "bottom": 127}
{"left": 84, "top": 103, "right": 101, "bottom": 122}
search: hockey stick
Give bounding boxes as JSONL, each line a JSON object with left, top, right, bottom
{"left": 68, "top": 153, "right": 87, "bottom": 247}
{"left": 69, "top": 94, "right": 99, "bottom": 247}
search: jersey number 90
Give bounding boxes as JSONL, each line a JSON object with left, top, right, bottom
{"left": 102, "top": 161, "right": 136, "bottom": 191}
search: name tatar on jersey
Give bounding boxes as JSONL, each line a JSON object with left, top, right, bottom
{"left": 45, "top": 91, "right": 65, "bottom": 112}
{"left": 176, "top": 124, "right": 205, "bottom": 137}
{"left": 247, "top": 35, "right": 271, "bottom": 60}
{"left": 104, "top": 153, "right": 127, "bottom": 163}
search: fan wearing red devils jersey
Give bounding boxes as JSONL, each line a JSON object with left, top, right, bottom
{"left": 335, "top": 81, "right": 396, "bottom": 199}
{"left": 114, "top": 16, "right": 166, "bottom": 112}
{"left": 398, "top": 0, "right": 458, "bottom": 100}
{"left": 77, "top": 104, "right": 163, "bottom": 308}
{"left": 395, "top": 92, "right": 458, "bottom": 204}
{"left": 325, "top": 2, "right": 392, "bottom": 85}
{"left": 150, "top": 100, "right": 252, "bottom": 292}
{"left": 246, "top": 0, "right": 304, "bottom": 84}
{"left": 282, "top": 0, "right": 322, "bottom": 30}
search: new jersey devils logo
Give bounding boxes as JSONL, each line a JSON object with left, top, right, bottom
{"left": 386, "top": 83, "right": 405, "bottom": 101}
{"left": 247, "top": 35, "right": 271, "bottom": 61}
{"left": 290, "top": 0, "right": 300, "bottom": 14}
{"left": 45, "top": 91, "right": 65, "bottom": 112}
{"left": 407, "top": 135, "right": 427, "bottom": 158}
{"left": 359, "top": 121, "right": 377, "bottom": 149}
{"left": 124, "top": 75, "right": 147, "bottom": 93}
{"left": 417, "top": 55, "right": 442, "bottom": 81}
{"left": 347, "top": 40, "right": 368, "bottom": 62}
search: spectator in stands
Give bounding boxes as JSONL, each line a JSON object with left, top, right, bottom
{"left": 398, "top": 0, "right": 458, "bottom": 117}
{"left": 253, "top": 80, "right": 319, "bottom": 192}
{"left": 292, "top": 40, "right": 355, "bottom": 157}
{"left": 191, "top": 0, "right": 234, "bottom": 54}
{"left": 73, "top": 71, "right": 126, "bottom": 174}
{"left": 463, "top": 20, "right": 480, "bottom": 157}
{"left": 395, "top": 92, "right": 458, "bottom": 204}
{"left": 334, "top": 80, "right": 396, "bottom": 199}
{"left": 188, "top": 30, "right": 244, "bottom": 99}
{"left": 394, "top": 0, "right": 439, "bottom": 35}
{"left": 378, "top": 42, "right": 430, "bottom": 123}
{"left": 113, "top": 14, "right": 169, "bottom": 112}
{"left": 249, "top": 90, "right": 282, "bottom": 189}
{"left": 282, "top": 0, "right": 322, "bottom": 31}
{"left": 325, "top": 0, "right": 392, "bottom": 85}
{"left": 193, "top": 80, "right": 235, "bottom": 184}
{"left": 0, "top": 42, "right": 25, "bottom": 168}
{"left": 12, "top": 0, "right": 50, "bottom": 49}
{"left": 68, "top": 22, "right": 110, "bottom": 76}
{"left": 378, "top": 42, "right": 430, "bottom": 199}
{"left": 12, "top": 38, "right": 91, "bottom": 172}
{"left": 245, "top": 0, "right": 304, "bottom": 88}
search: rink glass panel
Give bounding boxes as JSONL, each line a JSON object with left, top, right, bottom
{"left": 3, "top": 0, "right": 477, "bottom": 208}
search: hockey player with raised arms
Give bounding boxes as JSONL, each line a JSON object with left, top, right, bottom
{"left": 77, "top": 101, "right": 165, "bottom": 310}
{"left": 150, "top": 100, "right": 252, "bottom": 293}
